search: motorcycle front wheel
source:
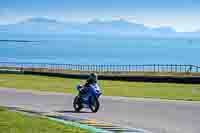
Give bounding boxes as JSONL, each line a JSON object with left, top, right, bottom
{"left": 73, "top": 96, "right": 83, "bottom": 112}
{"left": 89, "top": 96, "right": 100, "bottom": 113}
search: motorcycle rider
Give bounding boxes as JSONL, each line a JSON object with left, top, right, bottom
{"left": 85, "top": 73, "right": 98, "bottom": 86}
{"left": 79, "top": 73, "right": 100, "bottom": 95}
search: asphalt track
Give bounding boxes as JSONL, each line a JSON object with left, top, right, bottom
{"left": 0, "top": 88, "right": 200, "bottom": 133}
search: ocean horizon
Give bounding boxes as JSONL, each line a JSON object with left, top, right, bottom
{"left": 0, "top": 34, "right": 200, "bottom": 65}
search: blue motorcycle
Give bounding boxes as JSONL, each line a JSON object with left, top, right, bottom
{"left": 73, "top": 84, "right": 102, "bottom": 113}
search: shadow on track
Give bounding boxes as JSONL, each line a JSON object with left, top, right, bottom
{"left": 55, "top": 110, "right": 93, "bottom": 114}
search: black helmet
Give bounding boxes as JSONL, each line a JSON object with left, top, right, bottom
{"left": 89, "top": 73, "right": 98, "bottom": 83}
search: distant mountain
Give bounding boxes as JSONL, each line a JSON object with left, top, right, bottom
{"left": 84, "top": 19, "right": 150, "bottom": 34}
{"left": 152, "top": 27, "right": 176, "bottom": 33}
{"left": 22, "top": 17, "right": 59, "bottom": 24}
{"left": 24, "top": 17, "right": 81, "bottom": 25}
{"left": 83, "top": 19, "right": 177, "bottom": 37}
{"left": 0, "top": 17, "right": 199, "bottom": 38}
{"left": 0, "top": 17, "right": 79, "bottom": 34}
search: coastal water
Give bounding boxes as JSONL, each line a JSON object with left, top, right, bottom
{"left": 0, "top": 34, "right": 200, "bottom": 65}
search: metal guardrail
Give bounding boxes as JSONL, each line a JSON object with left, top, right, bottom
{"left": 0, "top": 62, "right": 199, "bottom": 73}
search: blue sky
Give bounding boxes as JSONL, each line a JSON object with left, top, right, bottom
{"left": 0, "top": 0, "right": 200, "bottom": 32}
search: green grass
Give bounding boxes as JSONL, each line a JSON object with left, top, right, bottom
{"left": 0, "top": 73, "right": 200, "bottom": 101}
{"left": 0, "top": 107, "right": 92, "bottom": 133}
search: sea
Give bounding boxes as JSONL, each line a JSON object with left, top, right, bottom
{"left": 0, "top": 34, "right": 200, "bottom": 65}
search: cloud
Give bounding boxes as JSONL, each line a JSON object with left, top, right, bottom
{"left": 0, "top": 0, "right": 200, "bottom": 31}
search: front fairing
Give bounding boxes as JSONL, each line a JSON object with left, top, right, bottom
{"left": 76, "top": 83, "right": 102, "bottom": 104}
{"left": 89, "top": 84, "right": 102, "bottom": 96}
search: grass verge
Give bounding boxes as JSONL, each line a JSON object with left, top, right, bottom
{"left": 0, "top": 73, "right": 200, "bottom": 101}
{"left": 0, "top": 107, "right": 92, "bottom": 133}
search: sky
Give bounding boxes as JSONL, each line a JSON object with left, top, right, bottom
{"left": 0, "top": 0, "right": 200, "bottom": 32}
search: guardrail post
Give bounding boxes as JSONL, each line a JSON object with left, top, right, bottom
{"left": 190, "top": 65, "right": 193, "bottom": 73}
{"left": 184, "top": 65, "right": 186, "bottom": 73}
{"left": 175, "top": 64, "right": 177, "bottom": 72}
{"left": 93, "top": 64, "right": 95, "bottom": 72}
{"left": 91, "top": 65, "right": 93, "bottom": 72}
{"left": 196, "top": 66, "right": 199, "bottom": 73}
{"left": 95, "top": 65, "right": 97, "bottom": 72}
{"left": 20, "top": 63, "right": 23, "bottom": 72}
{"left": 171, "top": 64, "right": 173, "bottom": 72}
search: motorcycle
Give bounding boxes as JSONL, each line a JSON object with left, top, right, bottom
{"left": 73, "top": 84, "right": 102, "bottom": 113}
